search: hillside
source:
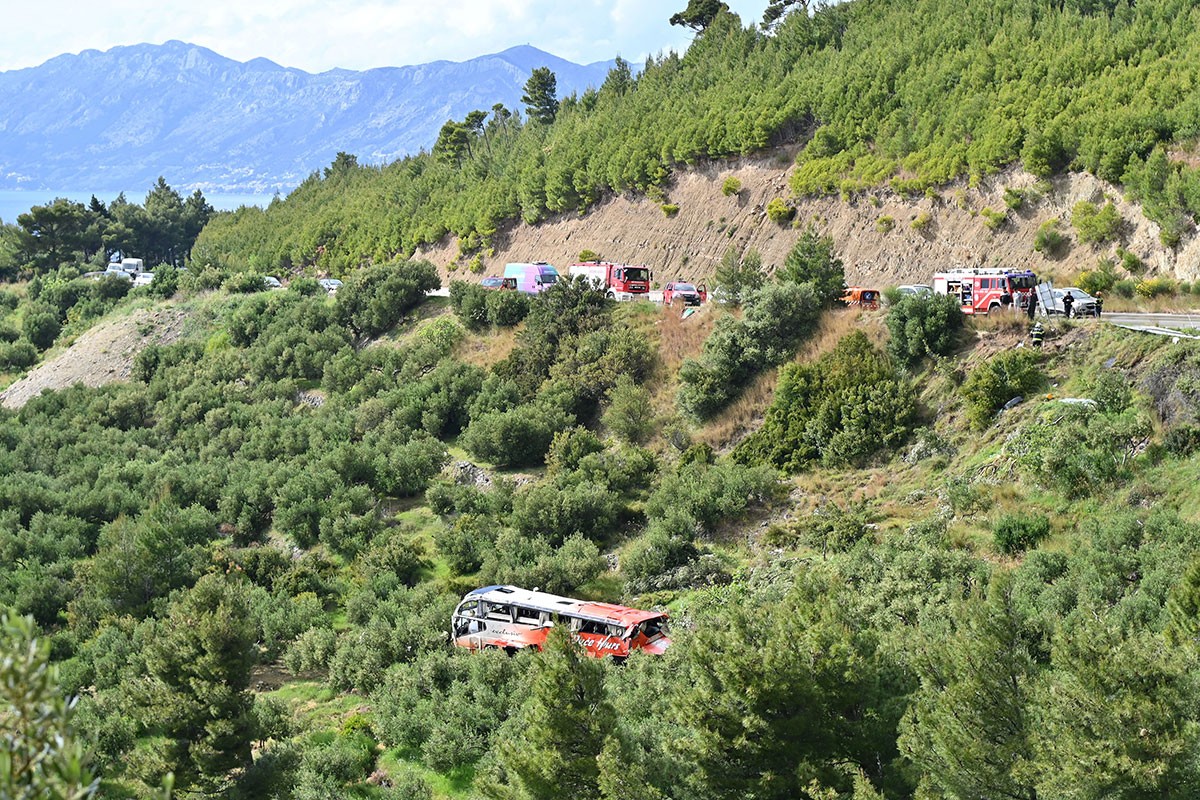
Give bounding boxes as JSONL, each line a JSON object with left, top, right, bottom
{"left": 415, "top": 154, "right": 1200, "bottom": 287}
{"left": 0, "top": 42, "right": 618, "bottom": 192}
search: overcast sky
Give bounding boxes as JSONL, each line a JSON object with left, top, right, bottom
{"left": 0, "top": 0, "right": 768, "bottom": 73}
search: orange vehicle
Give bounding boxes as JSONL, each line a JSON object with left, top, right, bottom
{"left": 451, "top": 585, "right": 671, "bottom": 659}
{"left": 841, "top": 286, "right": 881, "bottom": 309}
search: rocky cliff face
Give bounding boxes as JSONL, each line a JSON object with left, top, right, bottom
{"left": 416, "top": 153, "right": 1199, "bottom": 287}
{"left": 0, "top": 42, "right": 617, "bottom": 193}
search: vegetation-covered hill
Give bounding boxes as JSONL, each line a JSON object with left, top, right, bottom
{"left": 192, "top": 0, "right": 1200, "bottom": 281}
{"left": 4, "top": 246, "right": 1200, "bottom": 798}
{"left": 8, "top": 1, "right": 1200, "bottom": 799}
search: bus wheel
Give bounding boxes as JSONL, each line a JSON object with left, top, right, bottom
{"left": 987, "top": 303, "right": 1001, "bottom": 315}
{"left": 606, "top": 291, "right": 615, "bottom": 300}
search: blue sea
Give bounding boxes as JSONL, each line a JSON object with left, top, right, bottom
{"left": 0, "top": 190, "right": 278, "bottom": 224}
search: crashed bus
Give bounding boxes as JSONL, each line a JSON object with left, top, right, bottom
{"left": 450, "top": 585, "right": 671, "bottom": 659}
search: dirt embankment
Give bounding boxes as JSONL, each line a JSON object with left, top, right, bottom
{"left": 0, "top": 306, "right": 189, "bottom": 410}
{"left": 415, "top": 152, "right": 1199, "bottom": 288}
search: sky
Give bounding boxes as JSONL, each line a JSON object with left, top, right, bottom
{"left": 0, "top": 0, "right": 768, "bottom": 73}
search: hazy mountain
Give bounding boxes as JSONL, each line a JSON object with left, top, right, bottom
{"left": 0, "top": 41, "right": 619, "bottom": 193}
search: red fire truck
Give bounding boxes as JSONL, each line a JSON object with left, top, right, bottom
{"left": 567, "top": 261, "right": 652, "bottom": 301}
{"left": 931, "top": 268, "right": 1038, "bottom": 315}
{"left": 451, "top": 585, "right": 671, "bottom": 659}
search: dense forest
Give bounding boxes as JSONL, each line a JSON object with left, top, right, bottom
{"left": 6, "top": 0, "right": 1200, "bottom": 799}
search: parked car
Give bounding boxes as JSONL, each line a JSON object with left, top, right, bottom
{"left": 102, "top": 267, "right": 133, "bottom": 281}
{"left": 263, "top": 276, "right": 283, "bottom": 290}
{"left": 318, "top": 278, "right": 343, "bottom": 295}
{"left": 481, "top": 275, "right": 506, "bottom": 289}
{"left": 132, "top": 272, "right": 155, "bottom": 287}
{"left": 1045, "top": 287, "right": 1097, "bottom": 317}
{"left": 896, "top": 284, "right": 933, "bottom": 298}
{"left": 663, "top": 281, "right": 706, "bottom": 306}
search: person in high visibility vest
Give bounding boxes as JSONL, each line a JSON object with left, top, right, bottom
{"left": 1031, "top": 321, "right": 1045, "bottom": 348}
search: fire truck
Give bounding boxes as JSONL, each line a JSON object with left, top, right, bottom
{"left": 567, "top": 261, "right": 652, "bottom": 301}
{"left": 931, "top": 268, "right": 1038, "bottom": 315}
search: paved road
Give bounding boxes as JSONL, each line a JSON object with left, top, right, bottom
{"left": 1102, "top": 311, "right": 1200, "bottom": 330}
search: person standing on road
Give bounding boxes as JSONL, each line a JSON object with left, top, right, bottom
{"left": 1094, "top": 291, "right": 1104, "bottom": 318}
{"left": 1062, "top": 291, "right": 1075, "bottom": 318}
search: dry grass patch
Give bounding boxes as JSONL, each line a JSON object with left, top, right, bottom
{"left": 456, "top": 325, "right": 521, "bottom": 368}
{"left": 655, "top": 304, "right": 719, "bottom": 372}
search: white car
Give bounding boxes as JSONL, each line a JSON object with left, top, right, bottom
{"left": 896, "top": 284, "right": 933, "bottom": 298}
{"left": 1046, "top": 287, "right": 1097, "bottom": 317}
{"left": 133, "top": 272, "right": 155, "bottom": 287}
{"left": 319, "top": 278, "right": 344, "bottom": 295}
{"left": 263, "top": 276, "right": 283, "bottom": 290}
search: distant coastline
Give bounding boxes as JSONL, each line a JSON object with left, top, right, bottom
{"left": 0, "top": 190, "right": 278, "bottom": 225}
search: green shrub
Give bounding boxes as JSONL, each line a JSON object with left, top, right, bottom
{"left": 0, "top": 339, "right": 37, "bottom": 370}
{"left": 449, "top": 280, "right": 490, "bottom": 329}
{"left": 1113, "top": 279, "right": 1137, "bottom": 298}
{"left": 993, "top": 513, "right": 1051, "bottom": 555}
{"left": 661, "top": 203, "right": 680, "bottom": 217}
{"left": 1003, "top": 187, "right": 1025, "bottom": 210}
{"left": 886, "top": 294, "right": 963, "bottom": 366}
{"left": 721, "top": 176, "right": 742, "bottom": 196}
{"left": 1071, "top": 200, "right": 1122, "bottom": 244}
{"left": 911, "top": 212, "right": 933, "bottom": 232}
{"left": 1034, "top": 218, "right": 1069, "bottom": 256}
{"left": 485, "top": 289, "right": 531, "bottom": 326}
{"left": 981, "top": 207, "right": 1008, "bottom": 231}
{"left": 577, "top": 249, "right": 601, "bottom": 262}
{"left": 766, "top": 197, "right": 795, "bottom": 223}
{"left": 22, "top": 306, "right": 60, "bottom": 351}
{"left": 1117, "top": 247, "right": 1145, "bottom": 274}
{"left": 735, "top": 331, "right": 916, "bottom": 470}
{"left": 961, "top": 350, "right": 1043, "bottom": 428}
{"left": 1074, "top": 265, "right": 1117, "bottom": 296}
{"left": 225, "top": 271, "right": 267, "bottom": 293}
{"left": 460, "top": 402, "right": 574, "bottom": 468}
{"left": 876, "top": 215, "right": 895, "bottom": 233}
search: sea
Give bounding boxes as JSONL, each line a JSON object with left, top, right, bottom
{"left": 0, "top": 190, "right": 278, "bottom": 224}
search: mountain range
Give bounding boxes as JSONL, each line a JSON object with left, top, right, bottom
{"left": 0, "top": 41, "right": 619, "bottom": 194}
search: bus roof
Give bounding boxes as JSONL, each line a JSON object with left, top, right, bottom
{"left": 466, "top": 585, "right": 665, "bottom": 626}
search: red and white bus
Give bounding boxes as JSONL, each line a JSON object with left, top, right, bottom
{"left": 931, "top": 268, "right": 1038, "bottom": 315}
{"left": 450, "top": 585, "right": 671, "bottom": 659}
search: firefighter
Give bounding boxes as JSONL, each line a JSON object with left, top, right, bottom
{"left": 1094, "top": 291, "right": 1104, "bottom": 318}
{"left": 1031, "top": 321, "right": 1045, "bottom": 348}
{"left": 1062, "top": 290, "right": 1075, "bottom": 318}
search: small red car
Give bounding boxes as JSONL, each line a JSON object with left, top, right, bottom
{"left": 663, "top": 281, "right": 707, "bottom": 306}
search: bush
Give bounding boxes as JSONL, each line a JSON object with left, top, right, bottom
{"left": 911, "top": 212, "right": 933, "bottom": 232}
{"left": 993, "top": 513, "right": 1051, "bottom": 555}
{"left": 0, "top": 339, "right": 37, "bottom": 370}
{"left": 460, "top": 402, "right": 574, "bottom": 468}
{"left": 661, "top": 203, "right": 680, "bottom": 217}
{"left": 485, "top": 289, "right": 530, "bottom": 326}
{"left": 721, "top": 176, "right": 742, "bottom": 196}
{"left": 22, "top": 306, "right": 60, "bottom": 350}
{"left": 1113, "top": 279, "right": 1137, "bottom": 298}
{"left": 981, "top": 207, "right": 1007, "bottom": 231}
{"left": 886, "top": 294, "right": 963, "bottom": 366}
{"left": 876, "top": 215, "right": 895, "bottom": 233}
{"left": 225, "top": 271, "right": 267, "bottom": 293}
{"left": 1034, "top": 218, "right": 1069, "bottom": 256}
{"left": 449, "top": 281, "right": 489, "bottom": 329}
{"left": 1071, "top": 201, "right": 1122, "bottom": 244}
{"left": 1135, "top": 276, "right": 1177, "bottom": 298}
{"left": 961, "top": 350, "right": 1043, "bottom": 428}
{"left": 766, "top": 197, "right": 795, "bottom": 223}
{"left": 603, "top": 375, "right": 655, "bottom": 444}
{"left": 1074, "top": 265, "right": 1117, "bottom": 296}
{"left": 735, "top": 331, "right": 916, "bottom": 470}
{"left": 1003, "top": 187, "right": 1025, "bottom": 210}
{"left": 577, "top": 249, "right": 601, "bottom": 262}
{"left": 337, "top": 259, "right": 440, "bottom": 339}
